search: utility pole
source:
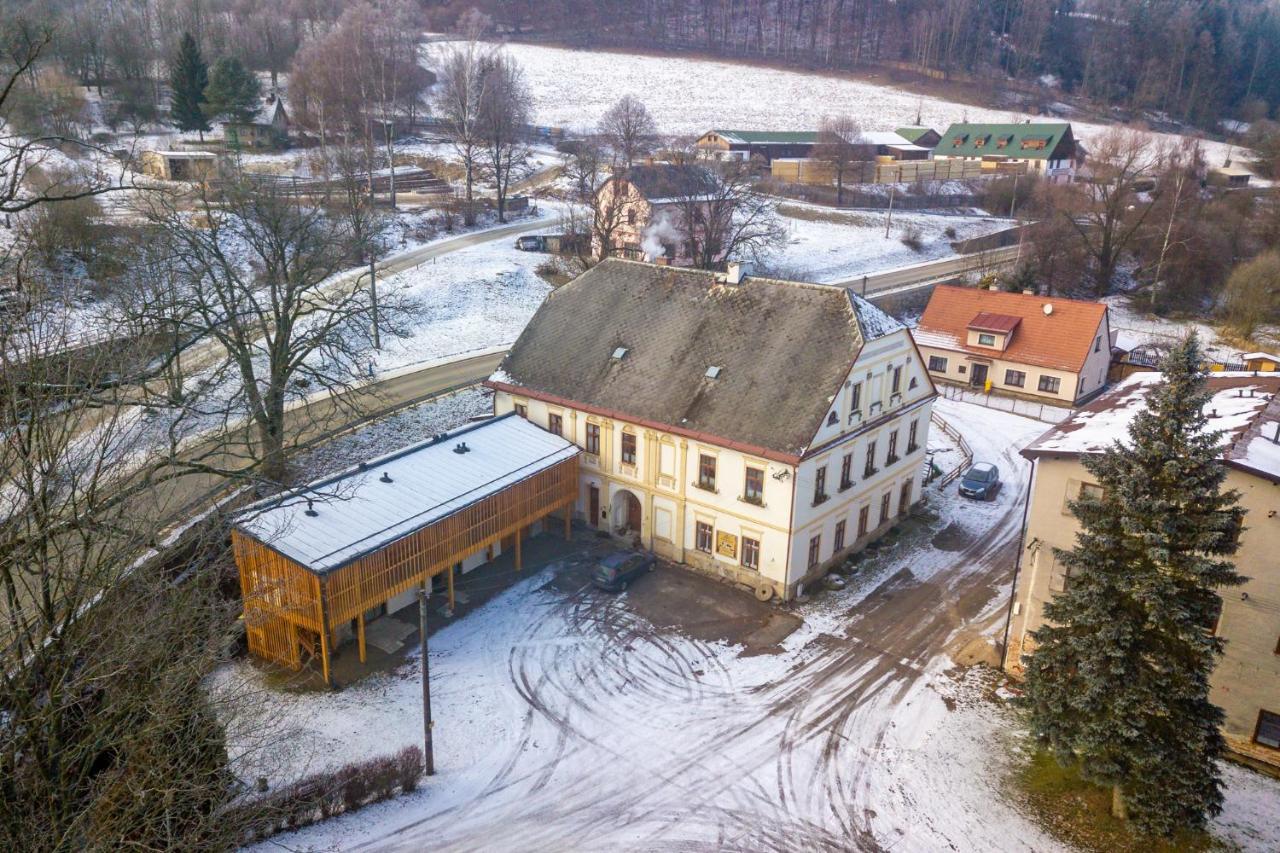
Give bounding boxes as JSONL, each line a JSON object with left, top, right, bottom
{"left": 1009, "top": 171, "right": 1020, "bottom": 219}
{"left": 884, "top": 183, "right": 896, "bottom": 238}
{"left": 384, "top": 118, "right": 397, "bottom": 210}
{"left": 418, "top": 585, "right": 435, "bottom": 776}
{"left": 369, "top": 256, "right": 380, "bottom": 350}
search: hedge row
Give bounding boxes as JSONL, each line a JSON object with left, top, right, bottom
{"left": 234, "top": 745, "right": 423, "bottom": 842}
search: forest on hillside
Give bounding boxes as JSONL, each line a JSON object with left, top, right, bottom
{"left": 440, "top": 0, "right": 1280, "bottom": 132}
{"left": 6, "top": 0, "right": 1279, "bottom": 133}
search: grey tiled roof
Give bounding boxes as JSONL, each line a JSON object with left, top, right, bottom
{"left": 494, "top": 259, "right": 873, "bottom": 457}
{"left": 623, "top": 164, "right": 720, "bottom": 201}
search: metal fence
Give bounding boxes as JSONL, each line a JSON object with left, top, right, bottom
{"left": 940, "top": 383, "right": 1072, "bottom": 424}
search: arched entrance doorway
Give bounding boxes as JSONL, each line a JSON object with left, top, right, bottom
{"left": 610, "top": 490, "right": 642, "bottom": 537}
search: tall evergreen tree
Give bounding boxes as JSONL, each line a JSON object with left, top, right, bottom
{"left": 203, "top": 56, "right": 262, "bottom": 126}
{"left": 169, "top": 32, "right": 210, "bottom": 139}
{"left": 1019, "top": 334, "right": 1245, "bottom": 836}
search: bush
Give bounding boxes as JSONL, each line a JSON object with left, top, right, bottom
{"left": 1221, "top": 251, "right": 1280, "bottom": 340}
{"left": 900, "top": 223, "right": 924, "bottom": 252}
{"left": 234, "top": 746, "right": 423, "bottom": 843}
{"left": 396, "top": 746, "right": 424, "bottom": 793}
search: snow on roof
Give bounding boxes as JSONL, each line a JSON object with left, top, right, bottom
{"left": 236, "top": 414, "right": 578, "bottom": 573}
{"left": 1241, "top": 352, "right": 1280, "bottom": 363}
{"left": 150, "top": 150, "right": 217, "bottom": 158}
{"left": 849, "top": 292, "right": 904, "bottom": 340}
{"left": 857, "top": 131, "right": 920, "bottom": 147}
{"left": 1023, "top": 373, "right": 1280, "bottom": 482}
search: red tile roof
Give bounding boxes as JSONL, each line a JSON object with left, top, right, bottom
{"left": 914, "top": 285, "right": 1108, "bottom": 373}
{"left": 968, "top": 312, "right": 1022, "bottom": 334}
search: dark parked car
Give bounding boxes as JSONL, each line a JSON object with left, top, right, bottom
{"left": 514, "top": 235, "right": 547, "bottom": 252}
{"left": 958, "top": 462, "right": 1001, "bottom": 500}
{"left": 590, "top": 550, "right": 656, "bottom": 592}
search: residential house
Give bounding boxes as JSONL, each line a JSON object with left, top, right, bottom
{"left": 225, "top": 93, "right": 291, "bottom": 150}
{"left": 592, "top": 164, "right": 721, "bottom": 266}
{"left": 695, "top": 129, "right": 818, "bottom": 164}
{"left": 487, "top": 258, "right": 937, "bottom": 602}
{"left": 913, "top": 285, "right": 1111, "bottom": 405}
{"left": 1006, "top": 373, "right": 1280, "bottom": 770}
{"left": 933, "top": 122, "right": 1080, "bottom": 182}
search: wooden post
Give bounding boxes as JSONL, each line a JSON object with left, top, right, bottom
{"left": 319, "top": 623, "right": 331, "bottom": 687}
{"left": 317, "top": 582, "right": 332, "bottom": 687}
{"left": 447, "top": 564, "right": 455, "bottom": 612}
{"left": 515, "top": 526, "right": 523, "bottom": 571}
{"left": 357, "top": 612, "right": 367, "bottom": 664}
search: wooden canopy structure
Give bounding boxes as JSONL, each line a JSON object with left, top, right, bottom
{"left": 232, "top": 415, "right": 579, "bottom": 684}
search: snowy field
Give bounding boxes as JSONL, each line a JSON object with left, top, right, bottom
{"left": 221, "top": 399, "right": 1280, "bottom": 853}
{"left": 457, "top": 41, "right": 1239, "bottom": 168}
{"left": 768, "top": 206, "right": 1008, "bottom": 283}
{"left": 369, "top": 226, "right": 553, "bottom": 375}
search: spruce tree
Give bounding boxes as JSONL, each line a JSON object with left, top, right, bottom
{"left": 203, "top": 56, "right": 261, "bottom": 126}
{"left": 169, "top": 32, "right": 210, "bottom": 139}
{"left": 1019, "top": 333, "right": 1245, "bottom": 836}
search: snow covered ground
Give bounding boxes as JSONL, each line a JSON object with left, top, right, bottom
{"left": 220, "top": 399, "right": 1280, "bottom": 852}
{"left": 767, "top": 205, "right": 1008, "bottom": 283}
{"left": 369, "top": 227, "right": 553, "bottom": 374}
{"left": 1106, "top": 293, "right": 1280, "bottom": 363}
{"left": 453, "top": 41, "right": 1241, "bottom": 168}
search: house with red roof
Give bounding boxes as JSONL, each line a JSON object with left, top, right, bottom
{"left": 912, "top": 285, "right": 1111, "bottom": 405}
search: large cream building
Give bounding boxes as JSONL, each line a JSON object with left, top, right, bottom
{"left": 487, "top": 258, "right": 937, "bottom": 602}
{"left": 1006, "top": 373, "right": 1280, "bottom": 769}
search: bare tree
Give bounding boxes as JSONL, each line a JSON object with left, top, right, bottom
{"left": 132, "top": 181, "right": 412, "bottom": 483}
{"left": 813, "top": 114, "right": 863, "bottom": 205}
{"left": 1, "top": 28, "right": 122, "bottom": 216}
{"left": 1146, "top": 139, "right": 1202, "bottom": 310}
{"left": 1062, "top": 127, "right": 1162, "bottom": 294}
{"left": 598, "top": 95, "right": 658, "bottom": 169}
{"left": 560, "top": 137, "right": 604, "bottom": 203}
{"left": 669, "top": 162, "right": 785, "bottom": 270}
{"left": 434, "top": 26, "right": 491, "bottom": 225}
{"left": 0, "top": 221, "right": 254, "bottom": 853}
{"left": 477, "top": 50, "right": 532, "bottom": 223}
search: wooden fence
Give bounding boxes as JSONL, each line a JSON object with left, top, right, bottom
{"left": 929, "top": 410, "right": 974, "bottom": 487}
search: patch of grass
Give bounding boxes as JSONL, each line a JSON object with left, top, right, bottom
{"left": 775, "top": 202, "right": 875, "bottom": 227}
{"left": 1015, "top": 750, "right": 1231, "bottom": 853}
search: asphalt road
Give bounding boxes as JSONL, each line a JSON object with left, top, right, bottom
{"left": 150, "top": 348, "right": 508, "bottom": 520}
{"left": 838, "top": 244, "right": 1024, "bottom": 297}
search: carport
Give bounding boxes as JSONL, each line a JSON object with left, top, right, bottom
{"left": 232, "top": 414, "right": 579, "bottom": 684}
